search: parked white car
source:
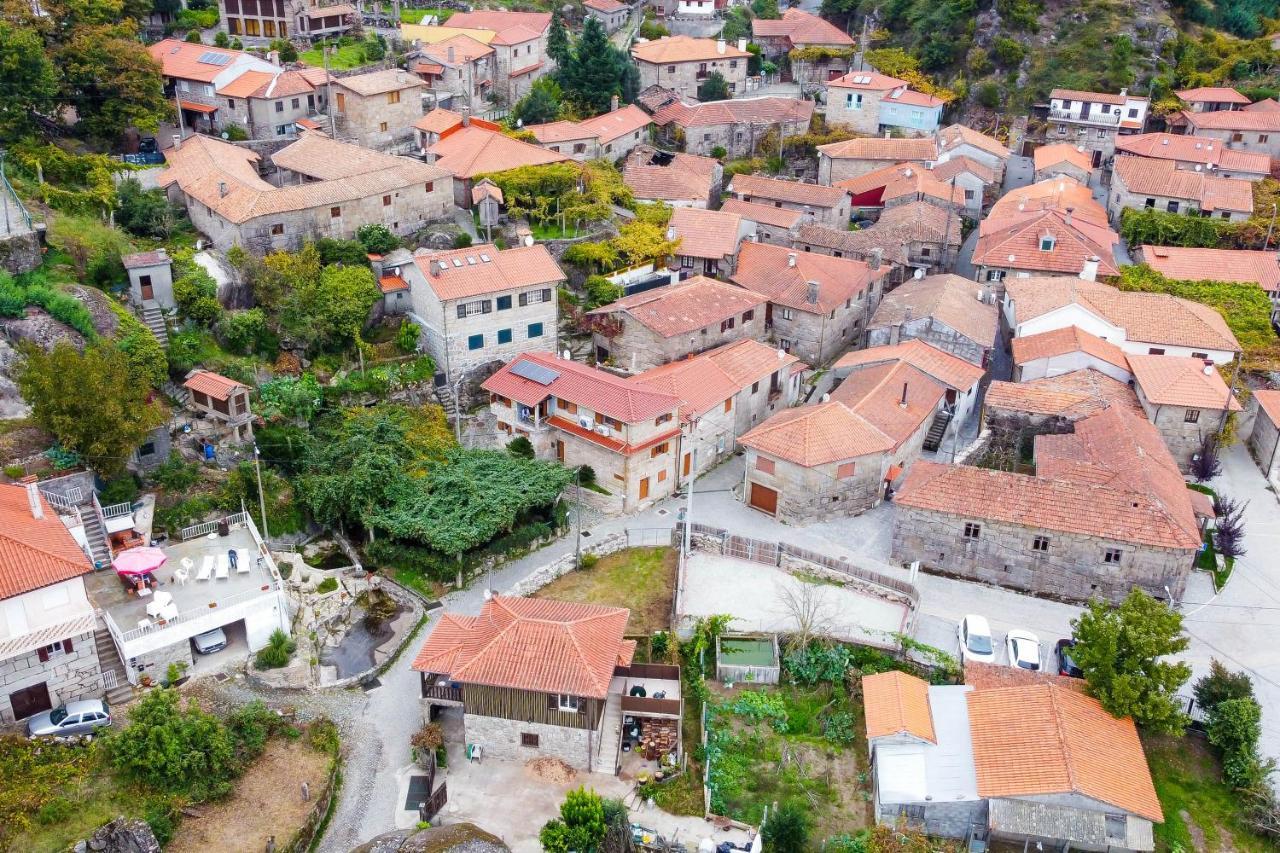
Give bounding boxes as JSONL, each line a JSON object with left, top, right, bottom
{"left": 1005, "top": 629, "right": 1042, "bottom": 671}
{"left": 957, "top": 614, "right": 997, "bottom": 664}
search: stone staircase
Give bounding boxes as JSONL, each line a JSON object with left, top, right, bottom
{"left": 434, "top": 385, "right": 458, "bottom": 419}
{"left": 140, "top": 304, "right": 168, "bottom": 346}
{"left": 162, "top": 380, "right": 190, "bottom": 406}
{"left": 94, "top": 628, "right": 134, "bottom": 705}
{"left": 593, "top": 690, "right": 624, "bottom": 775}
{"left": 81, "top": 506, "right": 111, "bottom": 569}
{"left": 923, "top": 408, "right": 953, "bottom": 453}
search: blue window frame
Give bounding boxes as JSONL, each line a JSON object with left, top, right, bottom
{"left": 497, "top": 328, "right": 513, "bottom": 344}
{"left": 527, "top": 322, "right": 544, "bottom": 338}
{"left": 496, "top": 295, "right": 512, "bottom": 310}
{"left": 468, "top": 333, "right": 484, "bottom": 350}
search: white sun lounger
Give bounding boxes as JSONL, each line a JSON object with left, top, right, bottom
{"left": 215, "top": 554, "right": 230, "bottom": 580}
{"left": 197, "top": 556, "right": 214, "bottom": 581}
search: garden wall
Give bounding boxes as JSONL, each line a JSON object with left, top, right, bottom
{"left": 504, "top": 532, "right": 630, "bottom": 596}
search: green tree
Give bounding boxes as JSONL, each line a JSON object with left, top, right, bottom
{"left": 257, "top": 244, "right": 322, "bottom": 311}
{"left": 214, "top": 30, "right": 229, "bottom": 47}
{"left": 173, "top": 265, "right": 222, "bottom": 326}
{"left": 17, "top": 342, "right": 167, "bottom": 477}
{"left": 547, "top": 6, "right": 571, "bottom": 66}
{"left": 56, "top": 22, "right": 169, "bottom": 140}
{"left": 1194, "top": 659, "right": 1255, "bottom": 713}
{"left": 1207, "top": 697, "right": 1268, "bottom": 788}
{"left": 506, "top": 435, "right": 534, "bottom": 458}
{"left": 697, "top": 71, "right": 730, "bottom": 102}
{"left": 184, "top": 29, "right": 202, "bottom": 42}
{"left": 314, "top": 237, "right": 370, "bottom": 267}
{"left": 270, "top": 37, "right": 298, "bottom": 62}
{"left": 281, "top": 264, "right": 380, "bottom": 353}
{"left": 0, "top": 22, "right": 59, "bottom": 141}
{"left": 512, "top": 77, "right": 562, "bottom": 126}
{"left": 540, "top": 787, "right": 608, "bottom": 853}
{"left": 557, "top": 17, "right": 628, "bottom": 115}
{"left": 355, "top": 223, "right": 399, "bottom": 255}
{"left": 106, "top": 688, "right": 237, "bottom": 801}
{"left": 762, "top": 801, "right": 810, "bottom": 852}
{"left": 115, "top": 178, "right": 172, "bottom": 238}
{"left": 1070, "top": 588, "right": 1192, "bottom": 733}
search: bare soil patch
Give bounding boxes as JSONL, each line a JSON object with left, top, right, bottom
{"left": 165, "top": 738, "right": 331, "bottom": 853}
{"left": 526, "top": 756, "right": 577, "bottom": 785}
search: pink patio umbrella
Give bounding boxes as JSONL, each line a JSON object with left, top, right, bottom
{"left": 112, "top": 547, "right": 167, "bottom": 576}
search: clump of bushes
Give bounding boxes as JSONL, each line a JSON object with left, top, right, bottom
{"left": 254, "top": 629, "right": 297, "bottom": 670}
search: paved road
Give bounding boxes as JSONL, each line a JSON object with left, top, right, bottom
{"left": 1001, "top": 154, "right": 1034, "bottom": 195}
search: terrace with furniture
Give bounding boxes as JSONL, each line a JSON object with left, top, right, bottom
{"left": 609, "top": 662, "right": 683, "bottom": 779}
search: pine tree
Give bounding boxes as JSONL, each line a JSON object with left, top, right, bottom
{"left": 547, "top": 7, "right": 570, "bottom": 66}
{"left": 559, "top": 17, "right": 624, "bottom": 115}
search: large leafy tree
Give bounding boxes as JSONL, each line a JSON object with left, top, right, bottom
{"left": 1070, "top": 588, "right": 1192, "bottom": 733}
{"left": 511, "top": 77, "right": 562, "bottom": 127}
{"left": 105, "top": 688, "right": 237, "bottom": 801}
{"left": 697, "top": 71, "right": 730, "bottom": 102}
{"left": 55, "top": 22, "right": 169, "bottom": 141}
{"left": 280, "top": 261, "right": 381, "bottom": 353}
{"left": 0, "top": 22, "right": 59, "bottom": 140}
{"left": 17, "top": 341, "right": 167, "bottom": 477}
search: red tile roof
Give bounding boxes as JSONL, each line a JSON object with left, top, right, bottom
{"left": 589, "top": 275, "right": 766, "bottom": 338}
{"left": 669, "top": 207, "right": 745, "bottom": 259}
{"left": 1255, "top": 388, "right": 1280, "bottom": 425}
{"left": 836, "top": 162, "right": 965, "bottom": 206}
{"left": 183, "top": 369, "right": 246, "bottom": 401}
{"left": 751, "top": 8, "right": 854, "bottom": 46}
{"left": 1114, "top": 133, "right": 1270, "bottom": 175}
{"left": 1182, "top": 108, "right": 1280, "bottom": 131}
{"left": 731, "top": 241, "right": 882, "bottom": 313}
{"left": 937, "top": 124, "right": 1010, "bottom": 160}
{"left": 987, "top": 176, "right": 1100, "bottom": 221}
{"left": 1049, "top": 88, "right": 1141, "bottom": 106}
{"left": 739, "top": 400, "right": 894, "bottom": 466}
{"left": 634, "top": 338, "right": 802, "bottom": 421}
{"left": 482, "top": 352, "right": 680, "bottom": 423}
{"left": 931, "top": 155, "right": 996, "bottom": 185}
{"left": 585, "top": 0, "right": 628, "bottom": 11}
{"left": 1177, "top": 86, "right": 1250, "bottom": 105}
{"left": 719, "top": 198, "right": 804, "bottom": 229}
{"left": 829, "top": 361, "right": 945, "bottom": 448}
{"left": 1033, "top": 143, "right": 1093, "bottom": 175}
{"left": 862, "top": 670, "right": 936, "bottom": 742}
{"left": 1113, "top": 156, "right": 1253, "bottom": 214}
{"left": 333, "top": 68, "right": 423, "bottom": 97}
{"left": 0, "top": 484, "right": 93, "bottom": 599}
{"left": 1011, "top": 326, "right": 1129, "bottom": 372}
{"left": 528, "top": 105, "right": 651, "bottom": 145}
{"left": 868, "top": 274, "right": 998, "bottom": 348}
{"left": 427, "top": 125, "right": 570, "bottom": 179}
{"left": 817, "top": 136, "right": 938, "bottom": 163}
{"left": 622, "top": 149, "right": 719, "bottom": 202}
{"left": 828, "top": 70, "right": 909, "bottom": 91}
{"left": 411, "top": 595, "right": 633, "bottom": 698}
{"left": 445, "top": 9, "right": 551, "bottom": 36}
{"left": 984, "top": 369, "right": 1142, "bottom": 420}
{"left": 147, "top": 38, "right": 258, "bottom": 83}
{"left": 834, "top": 339, "right": 984, "bottom": 392}
{"left": 1140, "top": 245, "right": 1280, "bottom": 294}
{"left": 649, "top": 96, "right": 814, "bottom": 130}
{"left": 1129, "top": 354, "right": 1241, "bottom": 411}
{"left": 632, "top": 35, "right": 750, "bottom": 64}
{"left": 973, "top": 209, "right": 1120, "bottom": 278}
{"left": 413, "top": 243, "right": 565, "bottom": 300}
{"left": 727, "top": 173, "right": 850, "bottom": 208}
{"left": 1245, "top": 98, "right": 1280, "bottom": 113}
{"left": 378, "top": 274, "right": 409, "bottom": 294}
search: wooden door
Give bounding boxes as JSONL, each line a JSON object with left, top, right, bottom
{"left": 9, "top": 682, "right": 52, "bottom": 720}
{"left": 556, "top": 441, "right": 564, "bottom": 463}
{"left": 639, "top": 477, "right": 650, "bottom": 500}
{"left": 139, "top": 274, "right": 154, "bottom": 301}
{"left": 749, "top": 482, "right": 778, "bottom": 515}
{"left": 336, "top": 92, "right": 346, "bottom": 113}
{"left": 682, "top": 453, "right": 691, "bottom": 477}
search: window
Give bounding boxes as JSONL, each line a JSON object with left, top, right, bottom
{"left": 729, "top": 60, "right": 738, "bottom": 69}
{"left": 574, "top": 142, "right": 586, "bottom": 154}
{"left": 458, "top": 300, "right": 491, "bottom": 317}
{"left": 528, "top": 322, "right": 544, "bottom": 338}
{"left": 1038, "top": 235, "right": 1056, "bottom": 251}
{"left": 270, "top": 223, "right": 284, "bottom": 236}
{"left": 496, "top": 295, "right": 512, "bottom": 310}
{"left": 521, "top": 732, "right": 540, "bottom": 747}
{"left": 1128, "top": 107, "right": 1139, "bottom": 118}
{"left": 387, "top": 90, "right": 401, "bottom": 104}
{"left": 703, "top": 133, "right": 712, "bottom": 141}
{"left": 837, "top": 462, "right": 856, "bottom": 479}
{"left": 963, "top": 522, "right": 981, "bottom": 540}
{"left": 1147, "top": 347, "right": 1165, "bottom": 355}
{"left": 846, "top": 93, "right": 863, "bottom": 110}
{"left": 561, "top": 400, "right": 578, "bottom": 415}
{"left": 521, "top": 288, "right": 550, "bottom": 306}
{"left": 1192, "top": 352, "right": 1208, "bottom": 359}
{"left": 1184, "top": 409, "right": 1201, "bottom": 423}
{"left": 722, "top": 398, "right": 732, "bottom": 413}
{"left": 720, "top": 317, "right": 735, "bottom": 333}
{"left": 227, "top": 98, "right": 236, "bottom": 109}
{"left": 651, "top": 442, "right": 670, "bottom": 457}
{"left": 1097, "top": 128, "right": 1107, "bottom": 139}
{"left": 468, "top": 334, "right": 484, "bottom": 350}
{"left": 1032, "top": 535, "right": 1050, "bottom": 552}
{"left": 667, "top": 65, "right": 676, "bottom": 73}
{"left": 755, "top": 456, "right": 775, "bottom": 474}
{"left": 330, "top": 206, "right": 341, "bottom": 218}
{"left": 658, "top": 469, "right": 667, "bottom": 482}
{"left": 742, "top": 309, "right": 754, "bottom": 322}
{"left": 1261, "top": 134, "right": 1270, "bottom": 143}
{"left": 780, "top": 307, "right": 795, "bottom": 320}
{"left": 1056, "top": 124, "right": 1067, "bottom": 134}
{"left": 655, "top": 412, "right": 673, "bottom": 425}
{"left": 921, "top": 247, "right": 931, "bottom": 257}
{"left": 275, "top": 100, "right": 284, "bottom": 113}
{"left": 425, "top": 181, "right": 434, "bottom": 192}
{"left": 275, "top": 123, "right": 291, "bottom": 136}
{"left": 37, "top": 640, "right": 69, "bottom": 662}
{"left": 1167, "top": 201, "right": 1180, "bottom": 214}
{"left": 379, "top": 121, "right": 389, "bottom": 132}
{"left": 556, "top": 694, "right": 580, "bottom": 712}
{"left": 680, "top": 255, "right": 694, "bottom": 268}
{"left": 1104, "top": 548, "right": 1123, "bottom": 564}
{"left": 1144, "top": 197, "right": 1156, "bottom": 209}
{"left": 138, "top": 441, "right": 156, "bottom": 457}
{"left": 291, "top": 97, "right": 300, "bottom": 109}
{"left": 986, "top": 270, "right": 1005, "bottom": 282}
{"left": 382, "top": 195, "right": 392, "bottom": 206}
{"left": 751, "top": 381, "right": 759, "bottom": 394}
{"left": 964, "top": 189, "right": 975, "bottom": 200}
{"left": 497, "top": 328, "right": 513, "bottom": 344}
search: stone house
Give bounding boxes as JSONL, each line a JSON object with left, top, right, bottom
{"left": 329, "top": 69, "right": 426, "bottom": 152}
{"left": 584, "top": 0, "right": 631, "bottom": 32}
{"left": 668, "top": 207, "right": 755, "bottom": 277}
{"left": 643, "top": 90, "right": 814, "bottom": 160}
{"left": 401, "top": 243, "right": 564, "bottom": 383}
{"left": 370, "top": 252, "right": 413, "bottom": 317}
{"left": 837, "top": 162, "right": 966, "bottom": 217}
{"left": 413, "top": 108, "right": 494, "bottom": 150}
{"left": 825, "top": 72, "right": 944, "bottom": 136}
{"left": 1108, "top": 156, "right": 1253, "bottom": 223}
{"left": 929, "top": 157, "right": 995, "bottom": 215}
{"left": 866, "top": 274, "right": 998, "bottom": 368}
{"left": 146, "top": 39, "right": 280, "bottom": 135}
{"left": 1247, "top": 389, "right": 1280, "bottom": 482}
{"left": 731, "top": 241, "right": 887, "bottom": 366}
{"left": 413, "top": 596, "right": 641, "bottom": 773}
{"left": 215, "top": 67, "right": 331, "bottom": 141}
{"left": 0, "top": 482, "right": 107, "bottom": 725}
{"left": 159, "top": 132, "right": 454, "bottom": 254}
{"left": 425, "top": 124, "right": 569, "bottom": 209}
{"left": 413, "top": 36, "right": 500, "bottom": 115}
{"left": 891, "top": 405, "right": 1202, "bottom": 605}
{"left": 483, "top": 352, "right": 682, "bottom": 512}
{"left": 795, "top": 202, "right": 962, "bottom": 281}
{"left": 1045, "top": 88, "right": 1150, "bottom": 162}
{"left": 635, "top": 338, "right": 806, "bottom": 483}
{"left": 1032, "top": 143, "right": 1093, "bottom": 184}
{"left": 816, "top": 137, "right": 937, "bottom": 185}
{"left": 725, "top": 173, "right": 851, "bottom": 229}
{"left": 527, "top": 104, "right": 652, "bottom": 162}
{"left": 587, "top": 275, "right": 768, "bottom": 371}
{"left": 1137, "top": 245, "right": 1280, "bottom": 324}
{"left": 122, "top": 250, "right": 175, "bottom": 312}
{"left": 1177, "top": 86, "right": 1250, "bottom": 113}
{"left": 751, "top": 9, "right": 855, "bottom": 86}
{"left": 1128, "top": 355, "right": 1241, "bottom": 471}
{"left": 1011, "top": 326, "right": 1133, "bottom": 383}
{"left": 983, "top": 369, "right": 1143, "bottom": 442}
{"left": 1175, "top": 108, "right": 1280, "bottom": 162}
{"left": 935, "top": 124, "right": 1011, "bottom": 184}
{"left": 422, "top": 10, "right": 555, "bottom": 104}
{"left": 631, "top": 37, "right": 751, "bottom": 99}
{"left": 622, "top": 147, "right": 722, "bottom": 208}
{"left": 719, "top": 199, "right": 803, "bottom": 246}
{"left": 1113, "top": 133, "right": 1270, "bottom": 181}
{"left": 183, "top": 369, "right": 254, "bottom": 443}
{"left": 216, "top": 0, "right": 355, "bottom": 42}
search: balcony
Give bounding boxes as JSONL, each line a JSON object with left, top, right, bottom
{"left": 616, "top": 662, "right": 681, "bottom": 719}
{"left": 1050, "top": 108, "right": 1120, "bottom": 126}
{"left": 420, "top": 672, "right": 464, "bottom": 704}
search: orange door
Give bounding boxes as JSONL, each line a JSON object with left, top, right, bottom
{"left": 749, "top": 482, "right": 778, "bottom": 515}
{"left": 682, "top": 453, "right": 691, "bottom": 477}
{"left": 556, "top": 441, "right": 564, "bottom": 463}
{"left": 336, "top": 92, "right": 346, "bottom": 113}
{"left": 639, "top": 477, "right": 650, "bottom": 500}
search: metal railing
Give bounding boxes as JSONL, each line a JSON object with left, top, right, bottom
{"left": 101, "top": 502, "right": 134, "bottom": 520}
{"left": 0, "top": 158, "right": 34, "bottom": 234}
{"left": 38, "top": 489, "right": 78, "bottom": 513}
{"left": 1049, "top": 108, "right": 1120, "bottom": 125}
{"left": 179, "top": 512, "right": 250, "bottom": 541}
{"left": 90, "top": 493, "right": 114, "bottom": 562}
{"left": 117, "top": 580, "right": 282, "bottom": 643}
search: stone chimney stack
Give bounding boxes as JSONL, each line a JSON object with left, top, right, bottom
{"left": 717, "top": 38, "right": 726, "bottom": 54}
{"left": 806, "top": 280, "right": 819, "bottom": 304}
{"left": 737, "top": 38, "right": 747, "bottom": 52}
{"left": 1064, "top": 206, "right": 1074, "bottom": 226}
{"left": 611, "top": 94, "right": 620, "bottom": 112}
{"left": 448, "top": 45, "right": 455, "bottom": 64}
{"left": 21, "top": 475, "right": 43, "bottom": 520}
{"left": 868, "top": 248, "right": 882, "bottom": 270}
{"left": 787, "top": 252, "right": 796, "bottom": 268}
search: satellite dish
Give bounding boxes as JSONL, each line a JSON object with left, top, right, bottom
{"left": 524, "top": 235, "right": 535, "bottom": 247}
{"left": 221, "top": 132, "right": 229, "bottom": 140}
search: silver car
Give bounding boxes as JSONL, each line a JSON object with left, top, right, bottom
{"left": 26, "top": 699, "right": 112, "bottom": 738}
{"left": 192, "top": 627, "right": 228, "bottom": 655}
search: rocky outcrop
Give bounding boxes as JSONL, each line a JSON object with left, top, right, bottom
{"left": 353, "top": 823, "right": 510, "bottom": 853}
{"left": 75, "top": 818, "right": 161, "bottom": 853}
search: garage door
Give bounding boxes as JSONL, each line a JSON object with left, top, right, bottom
{"left": 748, "top": 482, "right": 778, "bottom": 516}
{"left": 9, "top": 682, "right": 52, "bottom": 720}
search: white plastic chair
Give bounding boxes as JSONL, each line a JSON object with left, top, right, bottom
{"left": 173, "top": 566, "right": 189, "bottom": 586}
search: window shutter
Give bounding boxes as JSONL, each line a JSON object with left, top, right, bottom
{"left": 542, "top": 288, "right": 551, "bottom": 303}
{"left": 482, "top": 300, "right": 492, "bottom": 314}
{"left": 456, "top": 304, "right": 466, "bottom": 319}
{"left": 519, "top": 293, "right": 528, "bottom": 307}
{"left": 547, "top": 693, "right": 557, "bottom": 711}
{"left": 63, "top": 637, "right": 73, "bottom": 653}
{"left": 37, "top": 646, "right": 49, "bottom": 663}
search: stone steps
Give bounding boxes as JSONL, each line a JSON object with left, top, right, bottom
{"left": 93, "top": 628, "right": 133, "bottom": 703}
{"left": 140, "top": 305, "right": 168, "bottom": 346}
{"left": 81, "top": 510, "right": 111, "bottom": 569}
{"left": 593, "top": 691, "right": 623, "bottom": 775}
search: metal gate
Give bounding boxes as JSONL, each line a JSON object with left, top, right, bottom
{"left": 723, "top": 534, "right": 779, "bottom": 566}
{"left": 103, "top": 670, "right": 118, "bottom": 690}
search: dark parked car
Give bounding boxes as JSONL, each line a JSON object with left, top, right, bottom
{"left": 1055, "top": 639, "right": 1083, "bottom": 678}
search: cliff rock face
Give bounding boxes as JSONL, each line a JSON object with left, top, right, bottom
{"left": 352, "top": 822, "right": 511, "bottom": 853}
{"left": 75, "top": 818, "right": 162, "bottom": 853}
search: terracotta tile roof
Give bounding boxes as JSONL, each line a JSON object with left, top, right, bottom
{"left": 931, "top": 155, "right": 996, "bottom": 185}
{"left": 622, "top": 148, "right": 719, "bottom": 202}
{"left": 413, "top": 242, "right": 565, "bottom": 300}
{"left": 183, "top": 369, "right": 246, "bottom": 400}
{"left": 528, "top": 105, "right": 651, "bottom": 145}
{"left": 492, "top": 25, "right": 546, "bottom": 46}
{"left": 378, "top": 274, "right": 409, "bottom": 294}
{"left": 964, "top": 661, "right": 1088, "bottom": 693}
{"left": 585, "top": 0, "right": 629, "bottom": 11}
{"left": 1140, "top": 245, "right": 1280, "bottom": 294}
{"left": 302, "top": 2, "right": 355, "bottom": 16}
{"left": 1245, "top": 98, "right": 1280, "bottom": 112}
{"left": 1182, "top": 108, "right": 1280, "bottom": 131}
{"left": 589, "top": 275, "right": 765, "bottom": 338}
{"left": 1113, "top": 157, "right": 1253, "bottom": 214}
{"left": 862, "top": 670, "right": 936, "bottom": 742}
{"left": 649, "top": 96, "right": 813, "bottom": 129}
{"left": 829, "top": 361, "right": 946, "bottom": 447}
{"left": 481, "top": 352, "right": 679, "bottom": 423}
{"left": 445, "top": 9, "right": 551, "bottom": 36}
{"left": 471, "top": 179, "right": 503, "bottom": 205}
{"left": 631, "top": 35, "right": 750, "bottom": 64}
{"left": 421, "top": 34, "right": 496, "bottom": 63}
{"left": 216, "top": 70, "right": 276, "bottom": 99}
{"left": 937, "top": 124, "right": 1010, "bottom": 160}
{"left": 817, "top": 136, "right": 937, "bottom": 163}
{"left": 1129, "top": 354, "right": 1241, "bottom": 411}
{"left": 1177, "top": 86, "right": 1250, "bottom": 104}
{"left": 752, "top": 8, "right": 854, "bottom": 46}
{"left": 889, "top": 88, "right": 945, "bottom": 108}
{"left": 1033, "top": 143, "right": 1093, "bottom": 175}
{"left": 728, "top": 173, "right": 849, "bottom": 208}
{"left": 828, "top": 71, "right": 910, "bottom": 91}
{"left": 1049, "top": 88, "right": 1138, "bottom": 106}
{"left": 987, "top": 176, "right": 1102, "bottom": 221}
{"left": 984, "top": 369, "right": 1142, "bottom": 420}
{"left": 427, "top": 125, "right": 570, "bottom": 179}
{"left": 414, "top": 61, "right": 446, "bottom": 75}
{"left": 0, "top": 484, "right": 93, "bottom": 599}
{"left": 177, "top": 99, "right": 218, "bottom": 114}
{"left": 411, "top": 595, "right": 633, "bottom": 698}
{"left": 1011, "top": 326, "right": 1129, "bottom": 372}
{"left": 868, "top": 274, "right": 998, "bottom": 347}
{"left": 796, "top": 202, "right": 960, "bottom": 263}
{"left": 836, "top": 339, "right": 984, "bottom": 392}
{"left": 719, "top": 198, "right": 803, "bottom": 228}
{"left": 147, "top": 38, "right": 262, "bottom": 83}
{"left": 634, "top": 338, "right": 801, "bottom": 420}
{"left": 1114, "top": 134, "right": 1270, "bottom": 174}
{"left": 669, "top": 207, "right": 745, "bottom": 259}
{"left": 967, "top": 683, "right": 1162, "bottom": 822}
{"left": 973, "top": 209, "right": 1120, "bottom": 277}
{"left": 415, "top": 107, "right": 465, "bottom": 134}
{"left": 1004, "top": 277, "right": 1241, "bottom": 353}
{"left": 122, "top": 250, "right": 170, "bottom": 269}
{"left": 732, "top": 241, "right": 882, "bottom": 313}
{"left": 738, "top": 400, "right": 894, "bottom": 466}
{"left": 1254, "top": 388, "right": 1280, "bottom": 425}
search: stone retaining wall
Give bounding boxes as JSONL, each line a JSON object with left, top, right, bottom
{"left": 505, "top": 532, "right": 631, "bottom": 596}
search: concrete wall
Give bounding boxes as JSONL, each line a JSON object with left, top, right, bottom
{"left": 890, "top": 505, "right": 1193, "bottom": 604}
{"left": 464, "top": 712, "right": 599, "bottom": 770}
{"left": 0, "top": 628, "right": 104, "bottom": 724}
{"left": 128, "top": 262, "right": 175, "bottom": 310}
{"left": 867, "top": 318, "right": 990, "bottom": 367}
{"left": 743, "top": 447, "right": 888, "bottom": 522}
{"left": 1015, "top": 351, "right": 1131, "bottom": 383}
{"left": 637, "top": 57, "right": 749, "bottom": 99}
{"left": 875, "top": 797, "right": 986, "bottom": 841}
{"left": 593, "top": 305, "right": 765, "bottom": 371}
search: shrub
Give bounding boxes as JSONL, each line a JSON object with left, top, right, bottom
{"left": 315, "top": 237, "right": 370, "bottom": 267}
{"left": 224, "top": 124, "right": 249, "bottom": 142}
{"left": 98, "top": 475, "right": 139, "bottom": 506}
{"left": 173, "top": 267, "right": 222, "bottom": 326}
{"left": 116, "top": 178, "right": 172, "bottom": 238}
{"left": 143, "top": 800, "right": 177, "bottom": 846}
{"left": 976, "top": 81, "right": 1002, "bottom": 109}
{"left": 356, "top": 223, "right": 399, "bottom": 254}
{"left": 36, "top": 797, "right": 74, "bottom": 826}
{"left": 453, "top": 232, "right": 473, "bottom": 249}
{"left": 540, "top": 787, "right": 607, "bottom": 853}
{"left": 410, "top": 722, "right": 444, "bottom": 754}
{"left": 270, "top": 37, "right": 298, "bottom": 62}
{"left": 577, "top": 465, "right": 596, "bottom": 486}
{"left": 650, "top": 631, "right": 670, "bottom": 660}
{"left": 1194, "top": 659, "right": 1255, "bottom": 713}
{"left": 216, "top": 308, "right": 274, "bottom": 355}
{"left": 1207, "top": 697, "right": 1267, "bottom": 788}
{"left": 710, "top": 145, "right": 727, "bottom": 159}
{"left": 226, "top": 699, "right": 282, "bottom": 761}
{"left": 761, "top": 801, "right": 809, "bottom": 852}
{"left": 584, "top": 275, "right": 623, "bottom": 309}
{"left": 3, "top": 464, "right": 24, "bottom": 479}
{"left": 507, "top": 436, "right": 535, "bottom": 458}
{"left": 214, "top": 30, "right": 230, "bottom": 47}
{"left": 395, "top": 318, "right": 418, "bottom": 354}
{"left": 151, "top": 452, "right": 200, "bottom": 490}
{"left": 579, "top": 552, "right": 599, "bottom": 569}
{"left": 254, "top": 629, "right": 297, "bottom": 670}
{"left": 316, "top": 577, "right": 339, "bottom": 594}
{"left": 107, "top": 688, "right": 238, "bottom": 801}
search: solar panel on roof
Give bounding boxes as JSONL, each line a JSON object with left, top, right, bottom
{"left": 510, "top": 359, "right": 560, "bottom": 386}
{"left": 198, "top": 51, "right": 233, "bottom": 66}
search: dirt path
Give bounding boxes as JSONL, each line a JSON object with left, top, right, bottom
{"left": 166, "top": 738, "right": 331, "bottom": 853}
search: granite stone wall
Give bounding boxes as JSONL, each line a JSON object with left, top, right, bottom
{"left": 463, "top": 712, "right": 598, "bottom": 770}
{"left": 0, "top": 629, "right": 103, "bottom": 724}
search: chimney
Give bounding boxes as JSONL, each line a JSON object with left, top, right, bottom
{"left": 172, "top": 133, "right": 181, "bottom": 150}
{"left": 667, "top": 226, "right": 677, "bottom": 241}
{"left": 21, "top": 475, "right": 43, "bottom": 520}
{"left": 218, "top": 182, "right": 228, "bottom": 197}
{"left": 460, "top": 107, "right": 470, "bottom": 127}
{"left": 611, "top": 94, "right": 619, "bottom": 112}
{"left": 884, "top": 130, "right": 891, "bottom": 139}
{"left": 787, "top": 252, "right": 796, "bottom": 268}
{"left": 1079, "top": 255, "right": 1100, "bottom": 282}
{"left": 448, "top": 45, "right": 456, "bottom": 64}
{"left": 899, "top": 382, "right": 908, "bottom": 408}
{"left": 1119, "top": 87, "right": 1128, "bottom": 97}
{"left": 868, "top": 248, "right": 882, "bottom": 270}
{"left": 806, "top": 280, "right": 819, "bottom": 304}
{"left": 268, "top": 49, "right": 280, "bottom": 66}
{"left": 737, "top": 38, "right": 747, "bottom": 52}
{"left": 717, "top": 38, "right": 726, "bottom": 54}
{"left": 1064, "top": 206, "right": 1073, "bottom": 226}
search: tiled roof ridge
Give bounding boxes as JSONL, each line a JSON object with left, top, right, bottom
{"left": 1045, "top": 684, "right": 1079, "bottom": 795}
{"left": 0, "top": 496, "right": 91, "bottom": 578}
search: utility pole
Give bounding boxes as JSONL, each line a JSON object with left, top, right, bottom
{"left": 574, "top": 466, "right": 583, "bottom": 568}
{"left": 453, "top": 378, "right": 464, "bottom": 445}
{"left": 1266, "top": 203, "right": 1278, "bottom": 250}
{"left": 324, "top": 45, "right": 337, "bottom": 137}
{"left": 253, "top": 444, "right": 270, "bottom": 544}
{"left": 941, "top": 175, "right": 957, "bottom": 270}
